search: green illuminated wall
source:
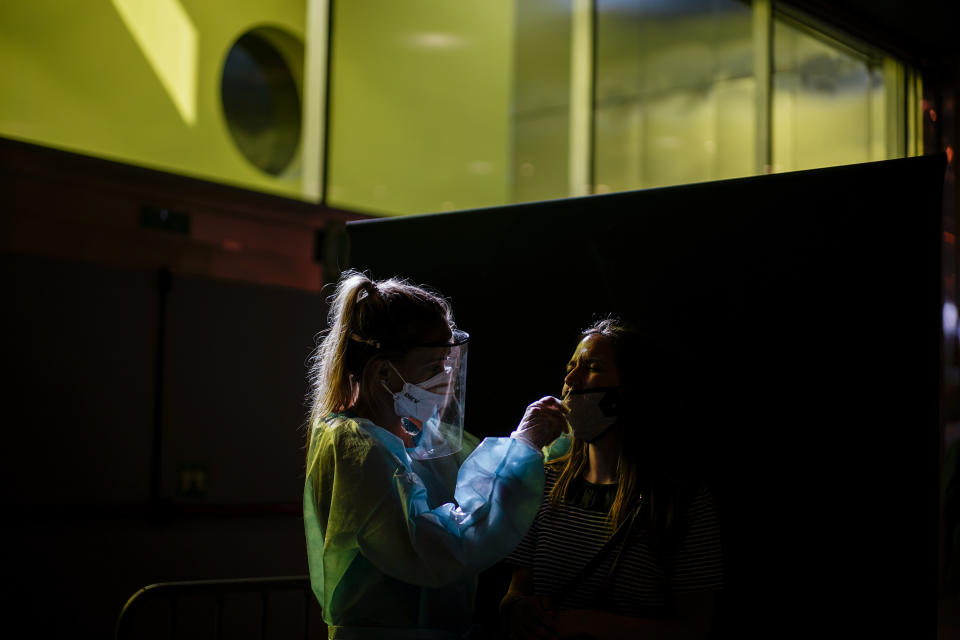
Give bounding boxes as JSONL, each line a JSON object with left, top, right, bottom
{"left": 325, "top": 0, "right": 515, "bottom": 216}
{"left": 0, "top": 0, "right": 307, "bottom": 199}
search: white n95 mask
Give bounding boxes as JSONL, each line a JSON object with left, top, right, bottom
{"left": 381, "top": 361, "right": 450, "bottom": 423}
{"left": 563, "top": 387, "right": 621, "bottom": 443}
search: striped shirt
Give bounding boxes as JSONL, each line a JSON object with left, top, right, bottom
{"left": 506, "top": 467, "right": 723, "bottom": 617}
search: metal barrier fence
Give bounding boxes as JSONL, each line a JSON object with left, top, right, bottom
{"left": 114, "top": 575, "right": 322, "bottom": 639}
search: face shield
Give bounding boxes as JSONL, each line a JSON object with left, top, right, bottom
{"left": 391, "top": 330, "right": 469, "bottom": 460}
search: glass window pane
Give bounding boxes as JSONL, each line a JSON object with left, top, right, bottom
{"left": 327, "top": 0, "right": 514, "bottom": 215}
{"left": 772, "top": 17, "right": 887, "bottom": 173}
{"left": 514, "top": 108, "right": 571, "bottom": 203}
{"left": 594, "top": 0, "right": 755, "bottom": 192}
{"left": 511, "top": 0, "right": 573, "bottom": 203}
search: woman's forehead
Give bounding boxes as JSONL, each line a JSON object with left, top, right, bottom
{"left": 573, "top": 333, "right": 616, "bottom": 360}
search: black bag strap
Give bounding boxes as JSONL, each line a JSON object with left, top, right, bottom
{"left": 549, "top": 499, "right": 645, "bottom": 608}
{"left": 595, "top": 503, "right": 644, "bottom": 599}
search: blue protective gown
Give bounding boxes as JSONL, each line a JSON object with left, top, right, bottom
{"left": 303, "top": 413, "right": 546, "bottom": 636}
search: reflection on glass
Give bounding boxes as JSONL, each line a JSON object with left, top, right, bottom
{"left": 514, "top": 109, "right": 571, "bottom": 203}
{"left": 325, "top": 0, "right": 911, "bottom": 215}
{"left": 511, "top": 0, "right": 573, "bottom": 203}
{"left": 772, "top": 17, "right": 887, "bottom": 172}
{"left": 594, "top": 0, "right": 755, "bottom": 192}
{"left": 327, "top": 0, "right": 514, "bottom": 216}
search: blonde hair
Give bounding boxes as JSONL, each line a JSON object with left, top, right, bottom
{"left": 548, "top": 437, "right": 639, "bottom": 530}
{"left": 307, "top": 269, "right": 453, "bottom": 435}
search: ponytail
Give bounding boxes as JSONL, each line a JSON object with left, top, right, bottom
{"left": 307, "top": 272, "right": 375, "bottom": 430}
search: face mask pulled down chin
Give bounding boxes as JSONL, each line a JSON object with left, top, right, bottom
{"left": 563, "top": 387, "right": 621, "bottom": 443}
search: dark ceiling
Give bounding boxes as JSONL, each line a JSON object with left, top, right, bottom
{"left": 789, "top": 0, "right": 959, "bottom": 61}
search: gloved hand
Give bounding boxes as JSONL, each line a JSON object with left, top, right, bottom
{"left": 510, "top": 396, "right": 568, "bottom": 451}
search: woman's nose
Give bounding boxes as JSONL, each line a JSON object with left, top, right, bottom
{"left": 563, "top": 366, "right": 581, "bottom": 391}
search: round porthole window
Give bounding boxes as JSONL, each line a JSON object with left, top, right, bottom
{"left": 221, "top": 28, "right": 303, "bottom": 176}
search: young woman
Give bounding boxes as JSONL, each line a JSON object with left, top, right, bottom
{"left": 500, "top": 318, "right": 723, "bottom": 640}
{"left": 303, "top": 270, "right": 566, "bottom": 639}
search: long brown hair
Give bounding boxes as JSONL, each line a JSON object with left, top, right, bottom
{"left": 306, "top": 270, "right": 454, "bottom": 436}
{"left": 548, "top": 316, "right": 691, "bottom": 543}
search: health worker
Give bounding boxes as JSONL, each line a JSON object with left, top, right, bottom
{"left": 303, "top": 270, "right": 566, "bottom": 639}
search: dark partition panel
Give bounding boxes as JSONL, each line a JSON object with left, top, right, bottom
{"left": 345, "top": 154, "right": 946, "bottom": 638}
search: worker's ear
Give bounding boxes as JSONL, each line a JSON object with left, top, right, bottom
{"left": 375, "top": 358, "right": 393, "bottom": 382}
{"left": 361, "top": 357, "right": 393, "bottom": 396}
